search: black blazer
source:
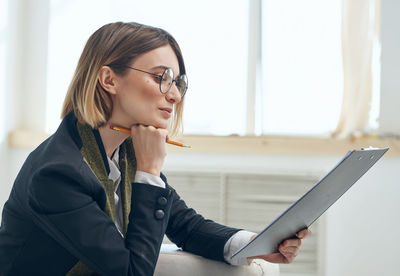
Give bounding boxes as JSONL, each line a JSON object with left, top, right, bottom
{"left": 0, "top": 112, "right": 240, "bottom": 276}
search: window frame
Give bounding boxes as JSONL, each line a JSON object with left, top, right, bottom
{"left": 6, "top": 0, "right": 400, "bottom": 152}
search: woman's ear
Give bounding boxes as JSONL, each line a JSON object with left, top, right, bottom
{"left": 98, "top": 66, "right": 118, "bottom": 95}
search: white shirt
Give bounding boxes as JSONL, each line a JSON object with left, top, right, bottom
{"left": 107, "top": 147, "right": 254, "bottom": 266}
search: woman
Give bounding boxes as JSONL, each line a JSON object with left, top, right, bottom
{"left": 0, "top": 22, "right": 310, "bottom": 275}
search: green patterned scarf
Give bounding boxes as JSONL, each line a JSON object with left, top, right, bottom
{"left": 66, "top": 122, "right": 137, "bottom": 275}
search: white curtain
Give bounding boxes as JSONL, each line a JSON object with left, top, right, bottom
{"left": 333, "top": 0, "right": 380, "bottom": 138}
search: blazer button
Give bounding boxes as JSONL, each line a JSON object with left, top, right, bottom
{"left": 157, "top": 196, "right": 167, "bottom": 206}
{"left": 155, "top": 209, "right": 165, "bottom": 220}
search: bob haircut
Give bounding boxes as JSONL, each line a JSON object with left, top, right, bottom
{"left": 61, "top": 22, "right": 186, "bottom": 136}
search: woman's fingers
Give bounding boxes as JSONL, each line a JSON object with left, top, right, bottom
{"left": 248, "top": 229, "right": 312, "bottom": 264}
{"left": 130, "top": 124, "right": 168, "bottom": 176}
{"left": 281, "top": 238, "right": 301, "bottom": 248}
{"left": 277, "top": 238, "right": 303, "bottom": 263}
{"left": 247, "top": 239, "right": 302, "bottom": 264}
{"left": 279, "top": 245, "right": 299, "bottom": 256}
{"left": 297, "top": 228, "right": 312, "bottom": 239}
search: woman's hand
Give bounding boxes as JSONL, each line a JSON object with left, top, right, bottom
{"left": 247, "top": 228, "right": 312, "bottom": 264}
{"left": 130, "top": 124, "right": 168, "bottom": 176}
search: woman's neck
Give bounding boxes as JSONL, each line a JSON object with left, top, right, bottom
{"left": 98, "top": 122, "right": 129, "bottom": 158}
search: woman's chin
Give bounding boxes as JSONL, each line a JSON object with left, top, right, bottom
{"left": 144, "top": 119, "right": 168, "bottom": 130}
{"left": 154, "top": 122, "right": 168, "bottom": 129}
{"left": 126, "top": 117, "right": 168, "bottom": 129}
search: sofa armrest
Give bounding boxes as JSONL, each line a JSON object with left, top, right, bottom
{"left": 155, "top": 244, "right": 280, "bottom": 276}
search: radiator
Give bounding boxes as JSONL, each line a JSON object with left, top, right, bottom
{"left": 163, "top": 170, "right": 325, "bottom": 276}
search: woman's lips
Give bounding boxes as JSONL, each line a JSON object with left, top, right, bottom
{"left": 159, "top": 108, "right": 172, "bottom": 118}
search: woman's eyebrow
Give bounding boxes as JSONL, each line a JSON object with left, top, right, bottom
{"left": 150, "top": 65, "right": 169, "bottom": 70}
{"left": 149, "top": 65, "right": 181, "bottom": 77}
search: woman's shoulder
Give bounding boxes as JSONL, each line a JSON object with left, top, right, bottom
{"left": 30, "top": 112, "right": 83, "bottom": 168}
{"left": 21, "top": 136, "right": 87, "bottom": 197}
{"left": 28, "top": 127, "right": 83, "bottom": 175}
{"left": 16, "top": 113, "right": 88, "bottom": 192}
{"left": 11, "top": 126, "right": 97, "bottom": 216}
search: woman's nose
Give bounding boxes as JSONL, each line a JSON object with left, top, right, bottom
{"left": 166, "top": 82, "right": 182, "bottom": 104}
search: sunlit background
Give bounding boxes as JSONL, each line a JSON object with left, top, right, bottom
{"left": 42, "top": 0, "right": 373, "bottom": 136}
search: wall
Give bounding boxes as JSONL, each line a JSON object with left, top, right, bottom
{"left": 325, "top": 156, "right": 399, "bottom": 276}
{"left": 0, "top": 144, "right": 8, "bottom": 213}
{"left": 0, "top": 0, "right": 10, "bottom": 218}
{"left": 0, "top": 0, "right": 49, "bottom": 216}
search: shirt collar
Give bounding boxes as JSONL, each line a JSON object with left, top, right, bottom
{"left": 107, "top": 146, "right": 121, "bottom": 185}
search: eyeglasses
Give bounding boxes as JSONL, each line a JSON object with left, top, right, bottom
{"left": 119, "top": 65, "right": 188, "bottom": 97}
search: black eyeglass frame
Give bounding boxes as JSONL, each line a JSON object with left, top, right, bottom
{"left": 107, "top": 64, "right": 188, "bottom": 97}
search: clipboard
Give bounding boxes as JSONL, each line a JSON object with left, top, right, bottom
{"left": 231, "top": 148, "right": 389, "bottom": 262}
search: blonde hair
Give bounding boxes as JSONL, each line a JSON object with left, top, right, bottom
{"left": 61, "top": 22, "right": 185, "bottom": 136}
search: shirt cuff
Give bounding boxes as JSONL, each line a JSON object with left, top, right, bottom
{"left": 134, "top": 171, "right": 166, "bottom": 188}
{"left": 223, "top": 230, "right": 256, "bottom": 266}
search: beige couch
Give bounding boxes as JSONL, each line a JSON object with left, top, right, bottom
{"left": 155, "top": 244, "right": 280, "bottom": 276}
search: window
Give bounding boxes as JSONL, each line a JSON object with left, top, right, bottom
{"left": 261, "top": 0, "right": 343, "bottom": 136}
{"left": 46, "top": 0, "right": 378, "bottom": 137}
{"left": 46, "top": 0, "right": 249, "bottom": 135}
